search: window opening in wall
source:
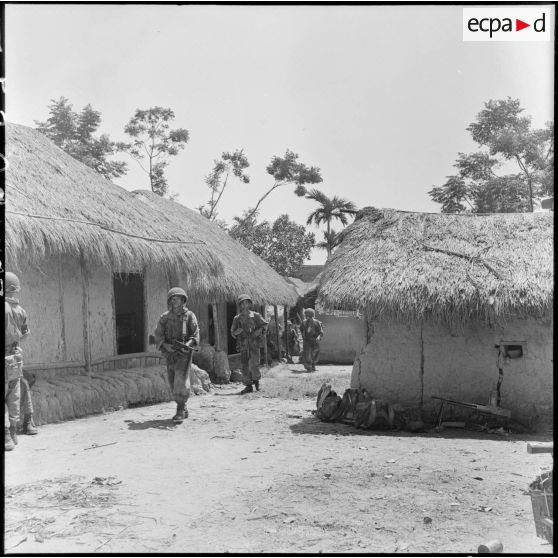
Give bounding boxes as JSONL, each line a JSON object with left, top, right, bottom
{"left": 114, "top": 272, "right": 145, "bottom": 355}
{"left": 208, "top": 304, "right": 216, "bottom": 347}
{"left": 502, "top": 344, "right": 523, "bottom": 359}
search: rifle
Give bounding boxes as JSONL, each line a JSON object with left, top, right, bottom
{"left": 171, "top": 338, "right": 199, "bottom": 355}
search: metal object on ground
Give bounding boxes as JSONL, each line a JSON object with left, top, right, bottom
{"left": 477, "top": 540, "right": 503, "bottom": 553}
{"left": 432, "top": 395, "right": 511, "bottom": 428}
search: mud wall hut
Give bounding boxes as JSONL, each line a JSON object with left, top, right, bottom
{"left": 5, "top": 123, "right": 297, "bottom": 381}
{"left": 317, "top": 207, "right": 553, "bottom": 425}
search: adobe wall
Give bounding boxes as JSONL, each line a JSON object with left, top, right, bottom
{"left": 8, "top": 257, "right": 74, "bottom": 365}
{"left": 351, "top": 316, "right": 553, "bottom": 422}
{"left": 86, "top": 264, "right": 116, "bottom": 361}
{"left": 318, "top": 314, "right": 366, "bottom": 364}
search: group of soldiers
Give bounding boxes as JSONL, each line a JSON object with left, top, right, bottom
{"left": 154, "top": 288, "right": 325, "bottom": 422}
{"left": 5, "top": 279, "right": 325, "bottom": 442}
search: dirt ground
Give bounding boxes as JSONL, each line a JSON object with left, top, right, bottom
{"left": 4, "top": 363, "right": 553, "bottom": 554}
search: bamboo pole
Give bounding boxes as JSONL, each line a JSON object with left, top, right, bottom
{"left": 273, "top": 305, "right": 280, "bottom": 362}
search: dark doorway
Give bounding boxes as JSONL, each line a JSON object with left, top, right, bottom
{"left": 226, "top": 302, "right": 237, "bottom": 355}
{"left": 207, "top": 304, "right": 216, "bottom": 347}
{"left": 114, "top": 273, "right": 145, "bottom": 355}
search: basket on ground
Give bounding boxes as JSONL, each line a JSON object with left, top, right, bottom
{"left": 528, "top": 471, "right": 553, "bottom": 544}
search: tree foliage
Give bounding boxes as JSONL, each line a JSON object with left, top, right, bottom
{"left": 198, "top": 150, "right": 250, "bottom": 220}
{"left": 305, "top": 189, "right": 356, "bottom": 256}
{"left": 235, "top": 150, "right": 322, "bottom": 229}
{"left": 229, "top": 214, "right": 315, "bottom": 277}
{"left": 429, "top": 98, "right": 553, "bottom": 213}
{"left": 120, "top": 107, "right": 189, "bottom": 196}
{"left": 35, "top": 97, "right": 128, "bottom": 180}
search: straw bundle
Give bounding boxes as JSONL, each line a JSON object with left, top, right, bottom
{"left": 5, "top": 123, "right": 297, "bottom": 305}
{"left": 318, "top": 207, "right": 553, "bottom": 326}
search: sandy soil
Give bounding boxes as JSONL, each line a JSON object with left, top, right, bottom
{"left": 4, "top": 363, "right": 553, "bottom": 554}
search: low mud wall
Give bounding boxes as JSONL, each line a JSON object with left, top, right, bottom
{"left": 25, "top": 365, "right": 211, "bottom": 426}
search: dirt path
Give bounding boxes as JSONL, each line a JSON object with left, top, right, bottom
{"left": 4, "top": 364, "right": 553, "bottom": 554}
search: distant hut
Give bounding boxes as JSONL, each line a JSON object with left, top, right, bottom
{"left": 5, "top": 123, "right": 297, "bottom": 382}
{"left": 317, "top": 207, "right": 553, "bottom": 425}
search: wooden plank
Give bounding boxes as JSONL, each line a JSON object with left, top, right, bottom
{"left": 527, "top": 442, "right": 554, "bottom": 454}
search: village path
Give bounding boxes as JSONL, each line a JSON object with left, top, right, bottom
{"left": 4, "top": 363, "right": 553, "bottom": 554}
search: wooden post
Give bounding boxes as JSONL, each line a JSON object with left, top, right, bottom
{"left": 262, "top": 306, "right": 268, "bottom": 367}
{"left": 283, "top": 305, "right": 289, "bottom": 361}
{"left": 273, "top": 305, "right": 281, "bottom": 362}
{"left": 212, "top": 303, "right": 220, "bottom": 351}
{"left": 80, "top": 256, "right": 92, "bottom": 373}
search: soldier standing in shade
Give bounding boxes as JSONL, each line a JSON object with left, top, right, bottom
{"left": 231, "top": 294, "right": 268, "bottom": 394}
{"left": 5, "top": 272, "right": 32, "bottom": 451}
{"left": 300, "top": 308, "right": 324, "bottom": 372}
{"left": 154, "top": 287, "right": 200, "bottom": 423}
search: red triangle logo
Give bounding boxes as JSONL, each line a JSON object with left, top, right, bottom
{"left": 516, "top": 19, "right": 530, "bottom": 31}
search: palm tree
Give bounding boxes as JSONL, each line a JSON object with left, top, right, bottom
{"left": 305, "top": 189, "right": 356, "bottom": 256}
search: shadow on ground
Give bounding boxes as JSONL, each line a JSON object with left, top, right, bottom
{"left": 125, "top": 419, "right": 179, "bottom": 430}
{"left": 289, "top": 416, "right": 553, "bottom": 443}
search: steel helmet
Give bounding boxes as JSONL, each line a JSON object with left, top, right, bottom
{"left": 5, "top": 272, "right": 21, "bottom": 293}
{"left": 237, "top": 294, "right": 253, "bottom": 305}
{"left": 167, "top": 287, "right": 187, "bottom": 303}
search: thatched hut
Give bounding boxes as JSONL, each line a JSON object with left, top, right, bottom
{"left": 317, "top": 207, "right": 553, "bottom": 424}
{"left": 5, "top": 123, "right": 297, "bottom": 382}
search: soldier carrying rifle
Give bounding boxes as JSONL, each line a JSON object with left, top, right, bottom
{"left": 231, "top": 294, "right": 268, "bottom": 394}
{"left": 154, "top": 287, "right": 200, "bottom": 423}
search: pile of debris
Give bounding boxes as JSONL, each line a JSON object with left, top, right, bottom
{"left": 314, "top": 384, "right": 404, "bottom": 430}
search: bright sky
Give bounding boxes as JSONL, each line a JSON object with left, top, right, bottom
{"left": 6, "top": 4, "right": 555, "bottom": 264}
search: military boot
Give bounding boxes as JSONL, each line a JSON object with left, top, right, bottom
{"left": 172, "top": 403, "right": 186, "bottom": 423}
{"left": 9, "top": 424, "right": 18, "bottom": 446}
{"left": 22, "top": 414, "right": 38, "bottom": 435}
{"left": 239, "top": 384, "right": 254, "bottom": 395}
{"left": 5, "top": 427, "right": 15, "bottom": 451}
{"left": 254, "top": 380, "right": 260, "bottom": 391}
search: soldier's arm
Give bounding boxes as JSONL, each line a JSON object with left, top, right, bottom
{"left": 187, "top": 312, "right": 200, "bottom": 346}
{"left": 254, "top": 313, "right": 268, "bottom": 336}
{"left": 20, "top": 309, "right": 30, "bottom": 341}
{"left": 153, "top": 314, "right": 168, "bottom": 350}
{"left": 231, "top": 316, "right": 242, "bottom": 338}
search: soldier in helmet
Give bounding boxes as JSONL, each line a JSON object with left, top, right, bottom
{"left": 231, "top": 295, "right": 268, "bottom": 394}
{"left": 300, "top": 307, "right": 324, "bottom": 372}
{"left": 153, "top": 287, "right": 200, "bottom": 423}
{"left": 5, "top": 272, "right": 32, "bottom": 451}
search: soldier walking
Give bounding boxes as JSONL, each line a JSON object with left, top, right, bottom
{"left": 5, "top": 272, "right": 32, "bottom": 451}
{"left": 231, "top": 294, "right": 268, "bottom": 394}
{"left": 300, "top": 308, "right": 324, "bottom": 372}
{"left": 154, "top": 288, "right": 200, "bottom": 423}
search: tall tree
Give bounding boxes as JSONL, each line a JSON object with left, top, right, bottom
{"left": 229, "top": 214, "right": 315, "bottom": 277}
{"left": 120, "top": 107, "right": 190, "bottom": 196}
{"left": 429, "top": 98, "right": 554, "bottom": 213}
{"left": 235, "top": 150, "right": 322, "bottom": 228}
{"left": 198, "top": 150, "right": 250, "bottom": 220}
{"left": 305, "top": 189, "right": 356, "bottom": 256}
{"left": 35, "top": 97, "right": 127, "bottom": 180}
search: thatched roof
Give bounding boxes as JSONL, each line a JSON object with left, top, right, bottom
{"left": 129, "top": 190, "right": 298, "bottom": 303}
{"left": 5, "top": 123, "right": 297, "bottom": 304}
{"left": 318, "top": 207, "right": 553, "bottom": 325}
